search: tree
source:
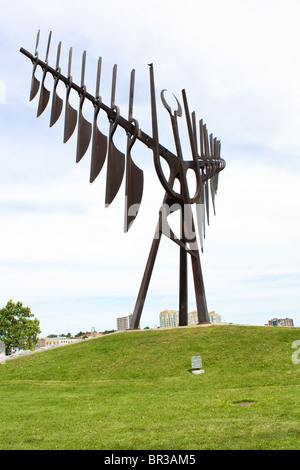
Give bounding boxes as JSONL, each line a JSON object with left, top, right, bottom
{"left": 0, "top": 300, "right": 41, "bottom": 354}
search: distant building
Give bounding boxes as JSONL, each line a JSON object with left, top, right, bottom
{"left": 267, "top": 318, "right": 294, "bottom": 327}
{"left": 159, "top": 309, "right": 221, "bottom": 328}
{"left": 188, "top": 310, "right": 222, "bottom": 325}
{"left": 36, "top": 336, "right": 80, "bottom": 349}
{"left": 117, "top": 314, "right": 140, "bottom": 331}
{"left": 36, "top": 338, "right": 46, "bottom": 349}
{"left": 159, "top": 310, "right": 179, "bottom": 328}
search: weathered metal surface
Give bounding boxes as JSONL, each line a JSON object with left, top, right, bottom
{"left": 50, "top": 41, "right": 63, "bottom": 127}
{"left": 63, "top": 47, "right": 78, "bottom": 143}
{"left": 37, "top": 31, "right": 52, "bottom": 117}
{"left": 124, "top": 69, "right": 144, "bottom": 232}
{"left": 90, "top": 57, "right": 107, "bottom": 183}
{"left": 105, "top": 65, "right": 125, "bottom": 207}
{"left": 29, "top": 30, "right": 40, "bottom": 101}
{"left": 76, "top": 51, "right": 92, "bottom": 163}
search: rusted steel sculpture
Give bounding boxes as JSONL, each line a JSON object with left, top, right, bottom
{"left": 20, "top": 31, "right": 226, "bottom": 329}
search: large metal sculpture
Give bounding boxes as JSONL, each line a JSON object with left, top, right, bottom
{"left": 20, "top": 31, "right": 226, "bottom": 329}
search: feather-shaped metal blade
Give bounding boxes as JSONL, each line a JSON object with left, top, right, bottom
{"left": 124, "top": 158, "right": 143, "bottom": 232}
{"left": 50, "top": 41, "right": 63, "bottom": 127}
{"left": 105, "top": 128, "right": 125, "bottom": 207}
{"left": 76, "top": 109, "right": 92, "bottom": 162}
{"left": 50, "top": 87, "right": 63, "bottom": 127}
{"left": 105, "top": 65, "right": 125, "bottom": 207}
{"left": 37, "top": 84, "right": 50, "bottom": 117}
{"left": 76, "top": 51, "right": 92, "bottom": 162}
{"left": 124, "top": 69, "right": 144, "bottom": 232}
{"left": 29, "top": 30, "right": 40, "bottom": 101}
{"left": 205, "top": 179, "right": 209, "bottom": 226}
{"left": 90, "top": 113, "right": 107, "bottom": 182}
{"left": 195, "top": 182, "right": 205, "bottom": 252}
{"left": 63, "top": 47, "right": 77, "bottom": 143}
{"left": 37, "top": 31, "right": 52, "bottom": 117}
{"left": 64, "top": 96, "right": 77, "bottom": 143}
{"left": 90, "top": 58, "right": 107, "bottom": 183}
{"left": 90, "top": 108, "right": 107, "bottom": 183}
{"left": 30, "top": 68, "right": 40, "bottom": 102}
{"left": 209, "top": 134, "right": 216, "bottom": 216}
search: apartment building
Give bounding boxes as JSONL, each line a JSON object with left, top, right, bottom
{"left": 159, "top": 310, "right": 179, "bottom": 328}
{"left": 117, "top": 314, "right": 140, "bottom": 331}
{"left": 159, "top": 309, "right": 222, "bottom": 328}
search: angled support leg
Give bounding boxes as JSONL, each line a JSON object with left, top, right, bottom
{"left": 179, "top": 207, "right": 188, "bottom": 326}
{"left": 190, "top": 250, "right": 209, "bottom": 324}
{"left": 130, "top": 216, "right": 162, "bottom": 329}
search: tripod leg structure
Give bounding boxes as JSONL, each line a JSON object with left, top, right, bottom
{"left": 179, "top": 211, "right": 188, "bottom": 326}
{"left": 190, "top": 249, "right": 209, "bottom": 324}
{"left": 130, "top": 217, "right": 162, "bottom": 330}
{"left": 130, "top": 202, "right": 209, "bottom": 330}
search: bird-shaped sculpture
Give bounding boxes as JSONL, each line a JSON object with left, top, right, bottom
{"left": 20, "top": 31, "right": 226, "bottom": 329}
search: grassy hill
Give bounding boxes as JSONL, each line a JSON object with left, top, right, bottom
{"left": 0, "top": 324, "right": 299, "bottom": 450}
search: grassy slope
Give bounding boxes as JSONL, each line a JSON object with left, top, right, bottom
{"left": 0, "top": 324, "right": 299, "bottom": 450}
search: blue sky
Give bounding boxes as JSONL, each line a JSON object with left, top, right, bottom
{"left": 0, "top": 0, "right": 299, "bottom": 335}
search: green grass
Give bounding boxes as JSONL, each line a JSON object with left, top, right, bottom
{"left": 0, "top": 324, "right": 299, "bottom": 450}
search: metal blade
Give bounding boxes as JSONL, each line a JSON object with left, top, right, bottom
{"left": 196, "top": 204, "right": 204, "bottom": 252}
{"left": 124, "top": 158, "right": 143, "bottom": 232}
{"left": 199, "top": 119, "right": 204, "bottom": 157}
{"left": 30, "top": 71, "right": 40, "bottom": 101}
{"left": 124, "top": 69, "right": 144, "bottom": 232}
{"left": 36, "top": 32, "right": 52, "bottom": 117}
{"left": 50, "top": 85, "right": 63, "bottom": 127}
{"left": 63, "top": 96, "right": 77, "bottom": 143}
{"left": 37, "top": 80, "right": 50, "bottom": 116}
{"left": 50, "top": 41, "right": 63, "bottom": 127}
{"left": 105, "top": 67, "right": 125, "bottom": 206}
{"left": 63, "top": 47, "right": 78, "bottom": 143}
{"left": 210, "top": 175, "right": 217, "bottom": 215}
{"left": 76, "top": 51, "right": 92, "bottom": 162}
{"left": 76, "top": 108, "right": 92, "bottom": 162}
{"left": 105, "top": 138, "right": 125, "bottom": 207}
{"left": 29, "top": 30, "right": 40, "bottom": 101}
{"left": 195, "top": 180, "right": 205, "bottom": 251}
{"left": 90, "top": 108, "right": 107, "bottom": 183}
{"left": 90, "top": 57, "right": 107, "bottom": 183}
{"left": 205, "top": 179, "right": 209, "bottom": 226}
{"left": 209, "top": 133, "right": 216, "bottom": 215}
{"left": 203, "top": 124, "right": 209, "bottom": 158}
{"left": 209, "top": 177, "right": 216, "bottom": 216}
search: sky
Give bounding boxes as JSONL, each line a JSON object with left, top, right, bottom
{"left": 0, "top": 0, "right": 299, "bottom": 336}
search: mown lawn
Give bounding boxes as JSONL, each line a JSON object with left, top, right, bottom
{"left": 0, "top": 324, "right": 299, "bottom": 450}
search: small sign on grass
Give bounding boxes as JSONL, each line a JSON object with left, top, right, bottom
{"left": 191, "top": 356, "right": 204, "bottom": 374}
